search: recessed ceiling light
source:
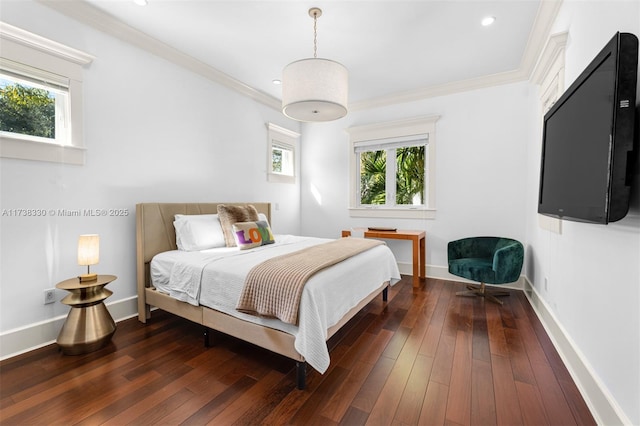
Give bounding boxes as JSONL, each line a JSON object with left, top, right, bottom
{"left": 133, "top": 0, "right": 148, "bottom": 6}
{"left": 481, "top": 16, "right": 496, "bottom": 26}
{"left": 272, "top": 79, "right": 282, "bottom": 85}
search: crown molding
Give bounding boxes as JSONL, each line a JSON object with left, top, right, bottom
{"left": 36, "top": 0, "right": 281, "bottom": 111}
{"left": 519, "top": 0, "right": 564, "bottom": 80}
{"left": 35, "top": 0, "right": 562, "bottom": 113}
{"left": 350, "top": 68, "right": 529, "bottom": 111}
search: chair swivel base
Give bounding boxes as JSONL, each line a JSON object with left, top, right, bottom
{"left": 456, "top": 282, "right": 509, "bottom": 305}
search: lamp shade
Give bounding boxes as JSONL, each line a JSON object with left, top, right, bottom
{"left": 282, "top": 58, "right": 348, "bottom": 122}
{"left": 77, "top": 234, "right": 99, "bottom": 266}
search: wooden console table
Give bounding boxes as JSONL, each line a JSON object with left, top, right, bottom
{"left": 342, "top": 228, "right": 426, "bottom": 287}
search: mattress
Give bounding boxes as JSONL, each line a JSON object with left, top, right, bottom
{"left": 150, "top": 234, "right": 401, "bottom": 373}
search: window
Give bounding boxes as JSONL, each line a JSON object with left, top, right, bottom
{"left": 1, "top": 61, "right": 70, "bottom": 145}
{"left": 348, "top": 115, "right": 439, "bottom": 219}
{"left": 267, "top": 123, "right": 299, "bottom": 184}
{"left": 356, "top": 136, "right": 428, "bottom": 206}
{"left": 0, "top": 23, "right": 93, "bottom": 165}
{"left": 271, "top": 143, "right": 294, "bottom": 176}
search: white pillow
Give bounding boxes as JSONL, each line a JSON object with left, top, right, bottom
{"left": 173, "top": 214, "right": 226, "bottom": 251}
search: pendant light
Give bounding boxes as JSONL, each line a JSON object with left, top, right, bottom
{"left": 282, "top": 7, "right": 348, "bottom": 122}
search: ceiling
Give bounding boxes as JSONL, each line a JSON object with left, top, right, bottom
{"left": 41, "top": 0, "right": 555, "bottom": 112}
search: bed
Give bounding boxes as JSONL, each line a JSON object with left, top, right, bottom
{"left": 136, "top": 202, "right": 401, "bottom": 389}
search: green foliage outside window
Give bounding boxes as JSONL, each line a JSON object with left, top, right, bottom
{"left": 360, "top": 150, "right": 386, "bottom": 205}
{"left": 0, "top": 82, "right": 55, "bottom": 139}
{"left": 272, "top": 148, "right": 283, "bottom": 173}
{"left": 360, "top": 146, "right": 425, "bottom": 205}
{"left": 396, "top": 146, "right": 425, "bottom": 205}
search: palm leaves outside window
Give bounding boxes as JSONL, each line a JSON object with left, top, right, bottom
{"left": 360, "top": 150, "right": 387, "bottom": 204}
{"left": 359, "top": 145, "right": 425, "bottom": 206}
{"left": 396, "top": 146, "right": 425, "bottom": 205}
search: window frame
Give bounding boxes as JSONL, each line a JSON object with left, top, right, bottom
{"left": 532, "top": 32, "right": 568, "bottom": 235}
{"left": 355, "top": 136, "right": 429, "bottom": 207}
{"left": 267, "top": 123, "right": 299, "bottom": 184}
{"left": 347, "top": 115, "right": 439, "bottom": 219}
{"left": 0, "top": 23, "right": 94, "bottom": 165}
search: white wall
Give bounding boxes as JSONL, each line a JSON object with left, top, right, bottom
{"left": 0, "top": 1, "right": 301, "bottom": 341}
{"left": 300, "top": 3, "right": 640, "bottom": 424}
{"left": 300, "top": 82, "right": 533, "bottom": 274}
{"left": 524, "top": 2, "right": 640, "bottom": 425}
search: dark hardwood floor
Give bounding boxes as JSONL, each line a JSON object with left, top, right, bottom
{"left": 0, "top": 276, "right": 595, "bottom": 425}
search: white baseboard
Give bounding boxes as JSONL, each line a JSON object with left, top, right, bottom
{"left": 0, "top": 296, "right": 138, "bottom": 361}
{"left": 521, "top": 278, "right": 629, "bottom": 426}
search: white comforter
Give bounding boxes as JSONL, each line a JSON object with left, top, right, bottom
{"left": 151, "top": 234, "right": 401, "bottom": 373}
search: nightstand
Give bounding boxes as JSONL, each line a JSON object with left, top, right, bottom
{"left": 55, "top": 274, "right": 117, "bottom": 355}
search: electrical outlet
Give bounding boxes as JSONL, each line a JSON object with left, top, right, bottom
{"left": 44, "top": 289, "right": 56, "bottom": 305}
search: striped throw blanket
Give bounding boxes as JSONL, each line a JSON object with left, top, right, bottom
{"left": 236, "top": 238, "right": 384, "bottom": 325}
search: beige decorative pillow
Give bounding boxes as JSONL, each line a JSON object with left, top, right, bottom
{"left": 217, "top": 204, "right": 260, "bottom": 247}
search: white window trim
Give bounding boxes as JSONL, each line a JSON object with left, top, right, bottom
{"left": 0, "top": 22, "right": 94, "bottom": 165}
{"left": 347, "top": 115, "right": 440, "bottom": 219}
{"left": 531, "top": 32, "right": 568, "bottom": 235}
{"left": 267, "top": 123, "right": 299, "bottom": 184}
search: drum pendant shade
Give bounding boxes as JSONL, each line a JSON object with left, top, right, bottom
{"left": 281, "top": 8, "right": 348, "bottom": 122}
{"left": 282, "top": 58, "right": 348, "bottom": 122}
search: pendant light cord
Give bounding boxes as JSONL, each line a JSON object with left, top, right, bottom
{"left": 313, "top": 11, "right": 318, "bottom": 58}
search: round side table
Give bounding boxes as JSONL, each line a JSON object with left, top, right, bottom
{"left": 56, "top": 274, "right": 117, "bottom": 355}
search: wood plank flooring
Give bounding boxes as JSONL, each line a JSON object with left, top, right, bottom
{"left": 0, "top": 276, "right": 595, "bottom": 425}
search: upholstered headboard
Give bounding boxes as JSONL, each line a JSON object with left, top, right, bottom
{"left": 135, "top": 202, "right": 271, "bottom": 323}
{"left": 136, "top": 202, "right": 271, "bottom": 284}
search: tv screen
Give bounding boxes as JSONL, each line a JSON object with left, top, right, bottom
{"left": 538, "top": 32, "right": 638, "bottom": 224}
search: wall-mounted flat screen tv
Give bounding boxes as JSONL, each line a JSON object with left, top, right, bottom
{"left": 538, "top": 32, "right": 638, "bottom": 224}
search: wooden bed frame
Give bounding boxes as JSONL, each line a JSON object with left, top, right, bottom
{"left": 136, "top": 202, "right": 389, "bottom": 389}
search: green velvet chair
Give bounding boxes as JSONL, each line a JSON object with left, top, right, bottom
{"left": 447, "top": 237, "right": 524, "bottom": 305}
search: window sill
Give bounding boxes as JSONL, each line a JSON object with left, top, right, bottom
{"left": 349, "top": 207, "right": 436, "bottom": 219}
{"left": 267, "top": 173, "right": 295, "bottom": 184}
{"left": 1, "top": 136, "right": 85, "bottom": 165}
